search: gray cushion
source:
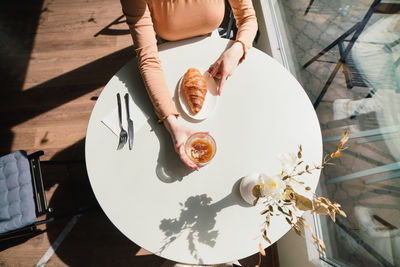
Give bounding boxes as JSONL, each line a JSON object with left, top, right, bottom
{"left": 0, "top": 151, "right": 37, "bottom": 233}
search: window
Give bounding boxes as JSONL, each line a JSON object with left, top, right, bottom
{"left": 263, "top": 0, "right": 400, "bottom": 266}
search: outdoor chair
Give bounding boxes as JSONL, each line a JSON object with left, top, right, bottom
{"left": 334, "top": 207, "right": 399, "bottom": 267}
{"left": 303, "top": 0, "right": 400, "bottom": 109}
{"left": 0, "top": 150, "right": 54, "bottom": 241}
{"left": 322, "top": 13, "right": 400, "bottom": 185}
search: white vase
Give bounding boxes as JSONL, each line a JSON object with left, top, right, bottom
{"left": 239, "top": 173, "right": 265, "bottom": 205}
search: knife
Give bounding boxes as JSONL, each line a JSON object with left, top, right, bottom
{"left": 124, "top": 93, "right": 134, "bottom": 150}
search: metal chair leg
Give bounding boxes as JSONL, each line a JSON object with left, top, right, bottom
{"left": 304, "top": 0, "right": 315, "bottom": 16}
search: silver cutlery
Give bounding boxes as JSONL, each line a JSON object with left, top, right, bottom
{"left": 117, "top": 93, "right": 128, "bottom": 150}
{"left": 124, "top": 93, "right": 134, "bottom": 150}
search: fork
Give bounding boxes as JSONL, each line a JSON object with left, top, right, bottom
{"left": 116, "top": 93, "right": 128, "bottom": 150}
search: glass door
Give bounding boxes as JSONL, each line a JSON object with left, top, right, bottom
{"left": 266, "top": 0, "right": 400, "bottom": 266}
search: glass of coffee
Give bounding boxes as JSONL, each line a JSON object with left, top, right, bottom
{"left": 185, "top": 132, "right": 216, "bottom": 166}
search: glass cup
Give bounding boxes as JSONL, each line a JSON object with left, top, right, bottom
{"left": 185, "top": 132, "right": 216, "bottom": 166}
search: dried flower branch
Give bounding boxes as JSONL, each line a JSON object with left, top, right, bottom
{"left": 254, "top": 130, "right": 349, "bottom": 267}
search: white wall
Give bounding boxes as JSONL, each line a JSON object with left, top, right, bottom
{"left": 277, "top": 230, "right": 317, "bottom": 267}
{"left": 252, "top": 0, "right": 272, "bottom": 56}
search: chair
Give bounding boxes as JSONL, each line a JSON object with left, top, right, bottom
{"left": 334, "top": 207, "right": 399, "bottom": 266}
{"left": 0, "top": 150, "right": 54, "bottom": 241}
{"left": 303, "top": 0, "right": 400, "bottom": 108}
{"left": 323, "top": 13, "right": 400, "bottom": 185}
{"left": 219, "top": 0, "right": 260, "bottom": 44}
{"left": 219, "top": 0, "right": 238, "bottom": 40}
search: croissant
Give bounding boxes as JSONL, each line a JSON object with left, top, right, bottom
{"left": 182, "top": 68, "right": 208, "bottom": 114}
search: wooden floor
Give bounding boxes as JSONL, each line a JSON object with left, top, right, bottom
{"left": 0, "top": 0, "right": 279, "bottom": 266}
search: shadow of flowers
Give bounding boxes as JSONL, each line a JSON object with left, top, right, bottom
{"left": 159, "top": 194, "right": 218, "bottom": 262}
{"left": 158, "top": 180, "right": 249, "bottom": 263}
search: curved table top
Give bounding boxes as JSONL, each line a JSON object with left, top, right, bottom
{"left": 85, "top": 35, "right": 322, "bottom": 265}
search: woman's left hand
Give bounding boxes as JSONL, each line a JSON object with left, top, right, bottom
{"left": 209, "top": 42, "right": 244, "bottom": 95}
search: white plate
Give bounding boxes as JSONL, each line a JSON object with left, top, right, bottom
{"left": 177, "top": 72, "right": 218, "bottom": 120}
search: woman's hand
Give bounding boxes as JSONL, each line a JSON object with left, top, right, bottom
{"left": 209, "top": 42, "right": 244, "bottom": 95}
{"left": 164, "top": 115, "right": 199, "bottom": 170}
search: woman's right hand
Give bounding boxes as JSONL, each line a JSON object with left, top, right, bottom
{"left": 164, "top": 115, "right": 199, "bottom": 170}
{"left": 209, "top": 41, "right": 244, "bottom": 95}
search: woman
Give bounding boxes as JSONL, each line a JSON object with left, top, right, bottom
{"left": 120, "top": 0, "right": 258, "bottom": 170}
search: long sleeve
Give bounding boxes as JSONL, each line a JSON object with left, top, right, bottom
{"left": 120, "top": 0, "right": 179, "bottom": 120}
{"left": 120, "top": 0, "right": 257, "bottom": 121}
{"left": 229, "top": 0, "right": 258, "bottom": 49}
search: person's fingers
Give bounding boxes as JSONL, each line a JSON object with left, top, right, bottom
{"left": 210, "top": 61, "right": 220, "bottom": 78}
{"left": 182, "top": 155, "right": 199, "bottom": 170}
{"left": 178, "top": 145, "right": 199, "bottom": 170}
{"left": 214, "top": 72, "right": 222, "bottom": 79}
{"left": 173, "top": 143, "right": 179, "bottom": 154}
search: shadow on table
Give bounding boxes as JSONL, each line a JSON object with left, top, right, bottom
{"left": 116, "top": 60, "right": 195, "bottom": 183}
{"left": 157, "top": 179, "right": 249, "bottom": 263}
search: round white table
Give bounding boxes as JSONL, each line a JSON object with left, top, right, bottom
{"left": 85, "top": 35, "right": 322, "bottom": 265}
